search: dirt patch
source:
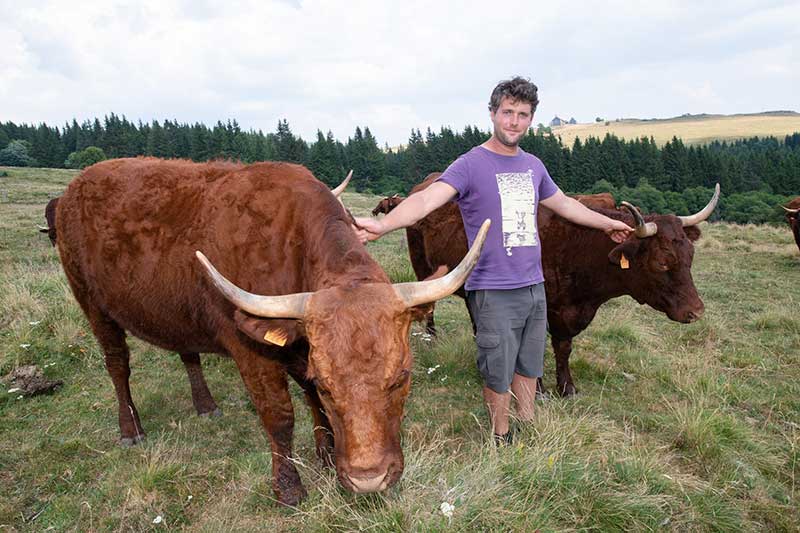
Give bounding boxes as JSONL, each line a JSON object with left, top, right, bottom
{"left": 4, "top": 365, "right": 63, "bottom": 396}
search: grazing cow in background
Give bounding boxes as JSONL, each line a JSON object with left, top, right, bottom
{"left": 38, "top": 197, "right": 59, "bottom": 246}
{"left": 782, "top": 197, "right": 800, "bottom": 253}
{"left": 373, "top": 175, "right": 618, "bottom": 336}
{"left": 373, "top": 172, "right": 718, "bottom": 396}
{"left": 371, "top": 194, "right": 404, "bottom": 216}
{"left": 55, "top": 157, "right": 488, "bottom": 505}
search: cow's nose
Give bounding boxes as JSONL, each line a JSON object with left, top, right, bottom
{"left": 686, "top": 309, "right": 703, "bottom": 322}
{"left": 347, "top": 472, "right": 390, "bottom": 493}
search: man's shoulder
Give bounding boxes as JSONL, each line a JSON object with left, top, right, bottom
{"left": 517, "top": 148, "right": 544, "bottom": 165}
{"left": 459, "top": 145, "right": 487, "bottom": 161}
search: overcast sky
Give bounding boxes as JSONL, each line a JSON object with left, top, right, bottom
{"left": 2, "top": 0, "right": 798, "bottom": 147}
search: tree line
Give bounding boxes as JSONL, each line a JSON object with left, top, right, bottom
{"left": 1, "top": 115, "right": 799, "bottom": 224}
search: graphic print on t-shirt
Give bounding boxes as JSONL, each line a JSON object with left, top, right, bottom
{"left": 496, "top": 169, "right": 536, "bottom": 256}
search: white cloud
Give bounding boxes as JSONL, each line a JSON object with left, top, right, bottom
{"left": 1, "top": 0, "right": 797, "bottom": 145}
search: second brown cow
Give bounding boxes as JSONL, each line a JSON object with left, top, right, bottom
{"left": 374, "top": 173, "right": 718, "bottom": 396}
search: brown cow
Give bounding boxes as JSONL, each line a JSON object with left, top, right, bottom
{"left": 782, "top": 197, "right": 800, "bottom": 253}
{"left": 55, "top": 158, "right": 488, "bottom": 505}
{"left": 373, "top": 173, "right": 718, "bottom": 396}
{"left": 38, "top": 197, "right": 59, "bottom": 246}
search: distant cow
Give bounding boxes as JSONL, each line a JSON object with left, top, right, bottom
{"left": 55, "top": 158, "right": 488, "bottom": 505}
{"left": 373, "top": 173, "right": 718, "bottom": 396}
{"left": 782, "top": 197, "right": 800, "bottom": 253}
{"left": 38, "top": 197, "right": 59, "bottom": 246}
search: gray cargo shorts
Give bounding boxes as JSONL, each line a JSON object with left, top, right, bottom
{"left": 466, "top": 283, "right": 547, "bottom": 393}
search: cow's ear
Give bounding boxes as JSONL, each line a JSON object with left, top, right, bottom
{"left": 608, "top": 240, "right": 640, "bottom": 266}
{"left": 683, "top": 225, "right": 701, "bottom": 242}
{"left": 234, "top": 310, "right": 303, "bottom": 346}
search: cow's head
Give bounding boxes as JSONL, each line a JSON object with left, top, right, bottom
{"left": 38, "top": 197, "right": 59, "bottom": 247}
{"left": 608, "top": 185, "right": 719, "bottom": 323}
{"left": 372, "top": 194, "right": 404, "bottom": 216}
{"left": 782, "top": 205, "right": 800, "bottom": 252}
{"left": 196, "top": 220, "right": 490, "bottom": 494}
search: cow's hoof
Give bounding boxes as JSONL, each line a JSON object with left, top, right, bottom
{"left": 275, "top": 484, "right": 307, "bottom": 507}
{"left": 199, "top": 408, "right": 223, "bottom": 418}
{"left": 120, "top": 434, "right": 145, "bottom": 447}
{"left": 558, "top": 384, "right": 578, "bottom": 397}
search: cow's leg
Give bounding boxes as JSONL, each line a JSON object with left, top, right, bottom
{"left": 230, "top": 349, "right": 306, "bottom": 506}
{"left": 179, "top": 352, "right": 221, "bottom": 417}
{"left": 463, "top": 297, "right": 477, "bottom": 335}
{"left": 425, "top": 304, "right": 437, "bottom": 337}
{"left": 87, "top": 312, "right": 145, "bottom": 445}
{"left": 286, "top": 362, "right": 335, "bottom": 468}
{"left": 553, "top": 337, "right": 577, "bottom": 397}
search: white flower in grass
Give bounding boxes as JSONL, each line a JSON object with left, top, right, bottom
{"left": 440, "top": 501, "right": 454, "bottom": 518}
{"left": 187, "top": 495, "right": 193, "bottom": 501}
{"left": 8, "top": 388, "right": 20, "bottom": 393}
{"left": 29, "top": 321, "right": 41, "bottom": 325}
{"left": 17, "top": 395, "right": 23, "bottom": 400}
{"left": 153, "top": 515, "right": 163, "bottom": 524}
{"left": 427, "top": 364, "right": 441, "bottom": 375}
{"left": 20, "top": 344, "right": 31, "bottom": 349}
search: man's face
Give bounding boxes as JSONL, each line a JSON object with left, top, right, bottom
{"left": 490, "top": 97, "right": 533, "bottom": 148}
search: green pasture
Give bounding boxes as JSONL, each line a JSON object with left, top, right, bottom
{"left": 1, "top": 166, "right": 799, "bottom": 531}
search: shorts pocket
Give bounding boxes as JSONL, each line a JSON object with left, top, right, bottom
{"left": 475, "top": 332, "right": 505, "bottom": 387}
{"left": 476, "top": 332, "right": 501, "bottom": 350}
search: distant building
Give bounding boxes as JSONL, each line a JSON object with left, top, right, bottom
{"left": 569, "top": 117, "right": 577, "bottom": 124}
{"left": 550, "top": 116, "right": 566, "bottom": 127}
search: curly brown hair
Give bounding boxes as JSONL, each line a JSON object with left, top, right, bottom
{"left": 488, "top": 77, "right": 539, "bottom": 113}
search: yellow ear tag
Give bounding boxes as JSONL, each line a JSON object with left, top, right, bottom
{"left": 620, "top": 253, "right": 630, "bottom": 270}
{"left": 263, "top": 329, "right": 288, "bottom": 346}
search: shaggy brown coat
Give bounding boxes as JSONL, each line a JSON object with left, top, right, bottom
{"left": 56, "top": 158, "right": 421, "bottom": 505}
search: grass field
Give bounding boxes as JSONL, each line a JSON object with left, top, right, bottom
{"left": 549, "top": 112, "right": 800, "bottom": 147}
{"left": 1, "top": 166, "right": 799, "bottom": 531}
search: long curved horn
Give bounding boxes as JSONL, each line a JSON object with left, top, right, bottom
{"left": 620, "top": 202, "right": 657, "bottom": 238}
{"left": 196, "top": 251, "right": 310, "bottom": 318}
{"left": 330, "top": 170, "right": 353, "bottom": 198}
{"left": 38, "top": 225, "right": 50, "bottom": 232}
{"left": 679, "top": 183, "right": 720, "bottom": 226}
{"left": 394, "top": 219, "right": 491, "bottom": 308}
{"left": 781, "top": 205, "right": 800, "bottom": 214}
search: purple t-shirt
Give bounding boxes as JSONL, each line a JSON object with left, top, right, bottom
{"left": 437, "top": 146, "right": 559, "bottom": 290}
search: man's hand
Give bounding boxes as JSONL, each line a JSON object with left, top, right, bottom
{"left": 352, "top": 216, "right": 385, "bottom": 244}
{"left": 605, "top": 219, "right": 633, "bottom": 243}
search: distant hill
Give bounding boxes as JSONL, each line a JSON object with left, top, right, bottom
{"left": 549, "top": 111, "right": 800, "bottom": 147}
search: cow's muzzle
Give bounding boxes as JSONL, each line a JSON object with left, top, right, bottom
{"left": 346, "top": 471, "right": 392, "bottom": 493}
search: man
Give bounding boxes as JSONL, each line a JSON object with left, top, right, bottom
{"left": 354, "top": 77, "right": 632, "bottom": 444}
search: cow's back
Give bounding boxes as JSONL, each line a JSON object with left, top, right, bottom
{"left": 56, "top": 158, "right": 348, "bottom": 352}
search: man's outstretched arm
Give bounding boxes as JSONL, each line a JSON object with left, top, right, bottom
{"left": 540, "top": 190, "right": 633, "bottom": 243}
{"left": 353, "top": 181, "right": 458, "bottom": 242}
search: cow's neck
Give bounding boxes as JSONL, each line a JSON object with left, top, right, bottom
{"left": 304, "top": 218, "right": 390, "bottom": 291}
{"left": 544, "top": 213, "right": 634, "bottom": 305}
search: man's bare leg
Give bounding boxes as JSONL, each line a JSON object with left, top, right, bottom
{"left": 511, "top": 373, "right": 537, "bottom": 422}
{"left": 482, "top": 386, "right": 512, "bottom": 436}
